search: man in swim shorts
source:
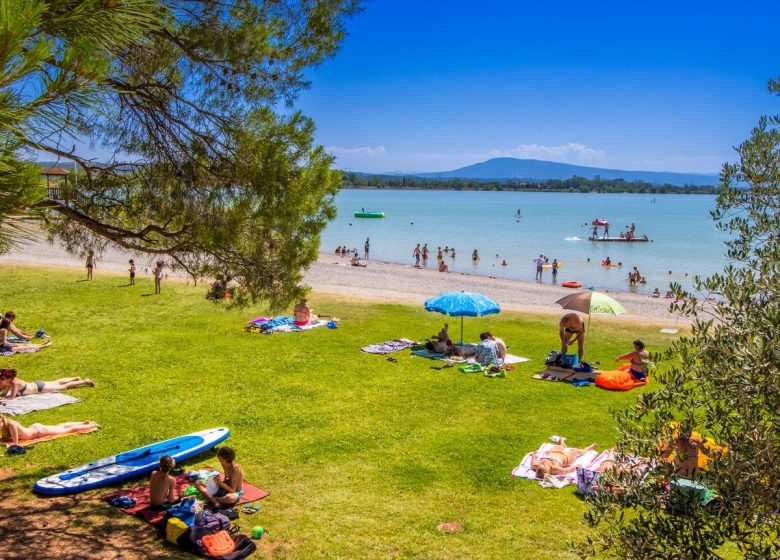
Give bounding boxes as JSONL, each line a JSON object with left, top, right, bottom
{"left": 559, "top": 313, "right": 586, "bottom": 362}
{"left": 615, "top": 339, "right": 650, "bottom": 381}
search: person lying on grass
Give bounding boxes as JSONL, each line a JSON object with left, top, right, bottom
{"left": 150, "top": 455, "right": 179, "bottom": 508}
{"left": 193, "top": 446, "right": 244, "bottom": 509}
{"left": 0, "top": 416, "right": 99, "bottom": 445}
{"left": 531, "top": 439, "right": 598, "bottom": 478}
{"left": 0, "top": 369, "right": 94, "bottom": 399}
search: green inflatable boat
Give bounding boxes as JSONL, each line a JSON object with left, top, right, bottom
{"left": 354, "top": 211, "right": 385, "bottom": 218}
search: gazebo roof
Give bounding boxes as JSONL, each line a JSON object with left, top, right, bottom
{"left": 40, "top": 166, "right": 70, "bottom": 176}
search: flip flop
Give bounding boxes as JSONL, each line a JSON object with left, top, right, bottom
{"left": 242, "top": 504, "right": 261, "bottom": 514}
{"left": 386, "top": 357, "right": 398, "bottom": 363}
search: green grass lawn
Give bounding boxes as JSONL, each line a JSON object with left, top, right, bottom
{"left": 0, "top": 266, "right": 677, "bottom": 559}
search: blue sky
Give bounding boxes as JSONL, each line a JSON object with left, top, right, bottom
{"left": 295, "top": 0, "right": 780, "bottom": 174}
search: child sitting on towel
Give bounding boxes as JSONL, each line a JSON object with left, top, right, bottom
{"left": 194, "top": 446, "right": 244, "bottom": 509}
{"left": 150, "top": 455, "right": 179, "bottom": 508}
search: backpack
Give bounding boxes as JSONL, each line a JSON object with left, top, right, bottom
{"left": 217, "top": 535, "right": 257, "bottom": 560}
{"left": 186, "top": 510, "right": 231, "bottom": 555}
{"left": 545, "top": 351, "right": 561, "bottom": 366}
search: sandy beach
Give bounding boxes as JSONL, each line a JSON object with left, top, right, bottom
{"left": 0, "top": 235, "right": 688, "bottom": 326}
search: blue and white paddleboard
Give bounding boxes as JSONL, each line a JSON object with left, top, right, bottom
{"left": 34, "top": 427, "right": 230, "bottom": 495}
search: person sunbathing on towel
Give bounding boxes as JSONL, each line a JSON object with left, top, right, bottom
{"left": 0, "top": 369, "right": 94, "bottom": 399}
{"left": 531, "top": 439, "right": 598, "bottom": 478}
{"left": 293, "top": 298, "right": 318, "bottom": 326}
{"left": 0, "top": 416, "right": 99, "bottom": 445}
{"left": 615, "top": 339, "right": 650, "bottom": 381}
{"left": 559, "top": 313, "right": 585, "bottom": 362}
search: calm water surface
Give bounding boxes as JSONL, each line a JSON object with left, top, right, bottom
{"left": 321, "top": 190, "right": 730, "bottom": 294}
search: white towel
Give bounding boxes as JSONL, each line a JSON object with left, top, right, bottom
{"left": 0, "top": 393, "right": 81, "bottom": 416}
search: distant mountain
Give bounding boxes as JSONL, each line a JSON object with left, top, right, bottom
{"left": 409, "top": 157, "right": 718, "bottom": 187}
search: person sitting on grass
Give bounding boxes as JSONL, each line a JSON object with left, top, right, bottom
{"left": 474, "top": 332, "right": 500, "bottom": 366}
{"left": 0, "top": 369, "right": 94, "bottom": 399}
{"left": 531, "top": 439, "right": 598, "bottom": 478}
{"left": 293, "top": 298, "right": 318, "bottom": 326}
{"left": 428, "top": 323, "right": 451, "bottom": 354}
{"left": 0, "top": 416, "right": 99, "bottom": 445}
{"left": 193, "top": 446, "right": 244, "bottom": 509}
{"left": 615, "top": 339, "right": 650, "bottom": 381}
{"left": 0, "top": 312, "right": 51, "bottom": 352}
{"left": 485, "top": 332, "right": 507, "bottom": 361}
{"left": 150, "top": 455, "right": 179, "bottom": 508}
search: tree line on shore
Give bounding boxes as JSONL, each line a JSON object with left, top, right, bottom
{"left": 341, "top": 172, "right": 720, "bottom": 194}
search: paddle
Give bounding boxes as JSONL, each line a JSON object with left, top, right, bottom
{"left": 58, "top": 443, "right": 183, "bottom": 481}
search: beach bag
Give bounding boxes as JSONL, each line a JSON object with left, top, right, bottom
{"left": 186, "top": 510, "right": 231, "bottom": 555}
{"left": 217, "top": 535, "right": 257, "bottom": 560}
{"left": 545, "top": 351, "right": 561, "bottom": 366}
{"left": 561, "top": 354, "right": 579, "bottom": 368}
{"left": 166, "top": 496, "right": 201, "bottom": 527}
{"left": 165, "top": 517, "right": 190, "bottom": 545}
{"left": 576, "top": 467, "right": 601, "bottom": 496}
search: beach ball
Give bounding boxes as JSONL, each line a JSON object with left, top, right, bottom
{"left": 251, "top": 526, "right": 264, "bottom": 539}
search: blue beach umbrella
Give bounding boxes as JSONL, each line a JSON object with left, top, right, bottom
{"left": 424, "top": 291, "right": 501, "bottom": 345}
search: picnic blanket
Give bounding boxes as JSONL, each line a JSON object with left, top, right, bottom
{"left": 0, "top": 393, "right": 81, "bottom": 416}
{"left": 6, "top": 424, "right": 99, "bottom": 447}
{"left": 533, "top": 365, "right": 601, "bottom": 383}
{"left": 512, "top": 442, "right": 601, "bottom": 487}
{"left": 102, "top": 470, "right": 271, "bottom": 525}
{"left": 411, "top": 349, "right": 530, "bottom": 365}
{"left": 361, "top": 339, "right": 417, "bottom": 354}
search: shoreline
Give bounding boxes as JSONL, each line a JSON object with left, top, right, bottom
{"left": 0, "top": 235, "right": 689, "bottom": 327}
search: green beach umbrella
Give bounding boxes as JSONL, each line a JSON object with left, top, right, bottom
{"left": 555, "top": 290, "right": 626, "bottom": 360}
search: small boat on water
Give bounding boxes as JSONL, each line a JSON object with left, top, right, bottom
{"left": 354, "top": 211, "right": 385, "bottom": 218}
{"left": 589, "top": 236, "right": 650, "bottom": 243}
{"left": 591, "top": 218, "right": 609, "bottom": 226}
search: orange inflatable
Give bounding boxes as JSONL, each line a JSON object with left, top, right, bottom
{"left": 595, "top": 364, "right": 648, "bottom": 391}
{"left": 562, "top": 281, "right": 582, "bottom": 288}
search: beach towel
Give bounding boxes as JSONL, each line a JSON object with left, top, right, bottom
{"left": 361, "top": 339, "right": 417, "bottom": 354}
{"left": 660, "top": 328, "right": 679, "bottom": 334}
{"left": 511, "top": 442, "right": 600, "bottom": 487}
{"left": 0, "top": 346, "right": 41, "bottom": 356}
{"left": 247, "top": 315, "right": 333, "bottom": 334}
{"left": 0, "top": 393, "right": 81, "bottom": 416}
{"left": 533, "top": 366, "right": 602, "bottom": 383}
{"left": 5, "top": 425, "right": 99, "bottom": 447}
{"left": 102, "top": 470, "right": 271, "bottom": 525}
{"left": 411, "top": 349, "right": 530, "bottom": 365}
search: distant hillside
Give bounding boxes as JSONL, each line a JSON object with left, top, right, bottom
{"left": 411, "top": 157, "right": 718, "bottom": 187}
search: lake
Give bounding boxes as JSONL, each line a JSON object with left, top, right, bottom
{"left": 321, "top": 189, "right": 730, "bottom": 294}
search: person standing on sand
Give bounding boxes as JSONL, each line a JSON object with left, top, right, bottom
{"left": 364, "top": 238, "right": 370, "bottom": 260}
{"left": 413, "top": 244, "right": 422, "bottom": 267}
{"left": 153, "top": 259, "right": 165, "bottom": 294}
{"left": 86, "top": 250, "right": 96, "bottom": 280}
{"left": 534, "top": 254, "right": 545, "bottom": 281}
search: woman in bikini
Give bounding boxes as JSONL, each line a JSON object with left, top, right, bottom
{"left": 0, "top": 369, "right": 94, "bottom": 399}
{"left": 531, "top": 439, "right": 598, "bottom": 479}
{"left": 0, "top": 312, "right": 51, "bottom": 353}
{"left": 0, "top": 415, "right": 99, "bottom": 445}
{"left": 615, "top": 339, "right": 650, "bottom": 381}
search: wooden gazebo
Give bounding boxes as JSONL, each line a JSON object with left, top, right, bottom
{"left": 40, "top": 166, "right": 70, "bottom": 202}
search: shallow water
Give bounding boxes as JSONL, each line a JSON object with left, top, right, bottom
{"left": 321, "top": 189, "right": 730, "bottom": 294}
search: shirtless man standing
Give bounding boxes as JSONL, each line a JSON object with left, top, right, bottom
{"left": 559, "top": 313, "right": 586, "bottom": 362}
